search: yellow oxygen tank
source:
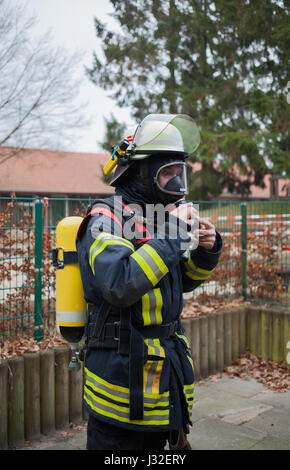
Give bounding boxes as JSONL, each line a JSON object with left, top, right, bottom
{"left": 54, "top": 216, "right": 86, "bottom": 370}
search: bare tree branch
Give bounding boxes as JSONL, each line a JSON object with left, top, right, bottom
{"left": 0, "top": 0, "right": 90, "bottom": 153}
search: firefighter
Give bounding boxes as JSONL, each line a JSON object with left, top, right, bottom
{"left": 76, "top": 114, "right": 223, "bottom": 450}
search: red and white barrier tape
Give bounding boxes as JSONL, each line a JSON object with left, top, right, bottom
{"left": 218, "top": 220, "right": 290, "bottom": 226}
{"left": 208, "top": 213, "right": 290, "bottom": 221}
{"left": 221, "top": 229, "right": 290, "bottom": 237}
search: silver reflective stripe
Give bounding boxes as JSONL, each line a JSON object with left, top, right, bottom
{"left": 137, "top": 246, "right": 166, "bottom": 280}
{"left": 143, "top": 394, "right": 169, "bottom": 405}
{"left": 56, "top": 310, "right": 86, "bottom": 323}
{"left": 141, "top": 289, "right": 163, "bottom": 326}
{"left": 146, "top": 338, "right": 165, "bottom": 358}
{"left": 84, "top": 386, "right": 170, "bottom": 424}
{"left": 184, "top": 261, "right": 209, "bottom": 279}
{"left": 89, "top": 233, "right": 134, "bottom": 273}
{"left": 144, "top": 361, "right": 158, "bottom": 394}
{"left": 86, "top": 370, "right": 129, "bottom": 403}
{"left": 184, "top": 385, "right": 194, "bottom": 400}
{"left": 147, "top": 290, "right": 157, "bottom": 323}
{"left": 85, "top": 368, "right": 169, "bottom": 406}
{"left": 185, "top": 388, "right": 194, "bottom": 398}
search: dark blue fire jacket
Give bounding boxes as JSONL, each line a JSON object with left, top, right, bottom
{"left": 76, "top": 196, "right": 223, "bottom": 431}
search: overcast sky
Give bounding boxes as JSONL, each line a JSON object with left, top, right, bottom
{"left": 12, "top": 0, "right": 133, "bottom": 153}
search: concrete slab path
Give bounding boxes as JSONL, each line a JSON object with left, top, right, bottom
{"left": 18, "top": 376, "right": 290, "bottom": 451}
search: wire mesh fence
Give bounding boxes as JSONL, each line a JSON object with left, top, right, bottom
{"left": 195, "top": 200, "right": 290, "bottom": 307}
{"left": 0, "top": 196, "right": 289, "bottom": 342}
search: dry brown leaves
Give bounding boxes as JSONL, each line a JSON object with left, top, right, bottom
{"left": 181, "top": 296, "right": 246, "bottom": 318}
{"left": 0, "top": 333, "right": 67, "bottom": 360}
{"left": 204, "top": 349, "right": 290, "bottom": 393}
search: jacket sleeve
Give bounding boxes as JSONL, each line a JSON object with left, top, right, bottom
{"left": 77, "top": 212, "right": 191, "bottom": 308}
{"left": 180, "top": 231, "right": 223, "bottom": 292}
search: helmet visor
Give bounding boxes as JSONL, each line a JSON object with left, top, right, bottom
{"left": 155, "top": 161, "right": 188, "bottom": 197}
{"left": 133, "top": 114, "right": 200, "bottom": 156}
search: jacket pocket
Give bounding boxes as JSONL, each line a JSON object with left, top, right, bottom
{"left": 143, "top": 338, "right": 165, "bottom": 395}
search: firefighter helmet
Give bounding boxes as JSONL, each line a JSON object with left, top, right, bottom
{"left": 108, "top": 114, "right": 200, "bottom": 187}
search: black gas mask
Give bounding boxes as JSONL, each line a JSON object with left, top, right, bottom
{"left": 153, "top": 160, "right": 188, "bottom": 205}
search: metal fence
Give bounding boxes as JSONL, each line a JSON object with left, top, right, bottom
{"left": 0, "top": 196, "right": 289, "bottom": 342}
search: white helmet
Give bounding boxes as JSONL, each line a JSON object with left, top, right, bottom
{"left": 132, "top": 113, "right": 200, "bottom": 158}
{"left": 109, "top": 113, "right": 200, "bottom": 186}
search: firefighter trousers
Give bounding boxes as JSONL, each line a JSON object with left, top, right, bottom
{"left": 86, "top": 414, "right": 169, "bottom": 451}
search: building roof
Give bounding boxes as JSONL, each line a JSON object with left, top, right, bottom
{"left": 0, "top": 146, "right": 288, "bottom": 199}
{"left": 0, "top": 146, "right": 114, "bottom": 196}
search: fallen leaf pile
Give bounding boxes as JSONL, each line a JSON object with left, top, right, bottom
{"left": 204, "top": 349, "right": 290, "bottom": 393}
{"left": 181, "top": 296, "right": 247, "bottom": 318}
{"left": 0, "top": 333, "right": 67, "bottom": 360}
{"left": 60, "top": 422, "right": 87, "bottom": 439}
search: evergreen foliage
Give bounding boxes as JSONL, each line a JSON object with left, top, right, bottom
{"left": 87, "top": 0, "right": 289, "bottom": 199}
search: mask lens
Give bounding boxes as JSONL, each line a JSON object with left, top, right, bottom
{"left": 156, "top": 162, "right": 187, "bottom": 196}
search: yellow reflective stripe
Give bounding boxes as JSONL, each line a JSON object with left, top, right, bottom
{"left": 184, "top": 383, "right": 195, "bottom": 400}
{"left": 84, "top": 385, "right": 170, "bottom": 426}
{"left": 144, "top": 360, "right": 163, "bottom": 395}
{"left": 86, "top": 374, "right": 129, "bottom": 405}
{"left": 142, "top": 292, "right": 151, "bottom": 325}
{"left": 85, "top": 367, "right": 168, "bottom": 404}
{"left": 184, "top": 383, "right": 194, "bottom": 391}
{"left": 154, "top": 289, "right": 163, "bottom": 324}
{"left": 184, "top": 256, "right": 213, "bottom": 280}
{"left": 90, "top": 232, "right": 134, "bottom": 263}
{"left": 85, "top": 367, "right": 128, "bottom": 394}
{"left": 144, "top": 338, "right": 165, "bottom": 358}
{"left": 130, "top": 251, "right": 158, "bottom": 284}
{"left": 89, "top": 232, "right": 134, "bottom": 274}
{"left": 184, "top": 383, "right": 194, "bottom": 422}
{"left": 141, "top": 288, "right": 163, "bottom": 326}
{"left": 186, "top": 353, "right": 194, "bottom": 370}
{"left": 141, "top": 244, "right": 168, "bottom": 275}
{"left": 185, "top": 271, "right": 208, "bottom": 280}
{"left": 130, "top": 244, "right": 168, "bottom": 286}
{"left": 175, "top": 332, "right": 190, "bottom": 349}
{"left": 90, "top": 232, "right": 133, "bottom": 266}
{"left": 187, "top": 257, "right": 212, "bottom": 275}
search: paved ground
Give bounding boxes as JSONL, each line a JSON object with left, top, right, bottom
{"left": 19, "top": 375, "right": 290, "bottom": 451}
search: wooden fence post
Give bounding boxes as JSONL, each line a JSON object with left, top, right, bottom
{"left": 208, "top": 315, "right": 216, "bottom": 376}
{"left": 239, "top": 306, "right": 247, "bottom": 356}
{"left": 216, "top": 311, "right": 224, "bottom": 373}
{"left": 0, "top": 361, "right": 8, "bottom": 449}
{"left": 190, "top": 317, "right": 200, "bottom": 381}
{"left": 69, "top": 365, "right": 83, "bottom": 424}
{"left": 55, "top": 346, "right": 70, "bottom": 429}
{"left": 224, "top": 311, "right": 232, "bottom": 366}
{"left": 248, "top": 306, "right": 261, "bottom": 356}
{"left": 7, "top": 356, "right": 25, "bottom": 449}
{"left": 24, "top": 352, "right": 41, "bottom": 441}
{"left": 260, "top": 307, "right": 272, "bottom": 360}
{"left": 200, "top": 316, "right": 209, "bottom": 378}
{"left": 40, "top": 349, "right": 55, "bottom": 434}
{"left": 272, "top": 310, "right": 284, "bottom": 363}
{"left": 232, "top": 308, "right": 240, "bottom": 359}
